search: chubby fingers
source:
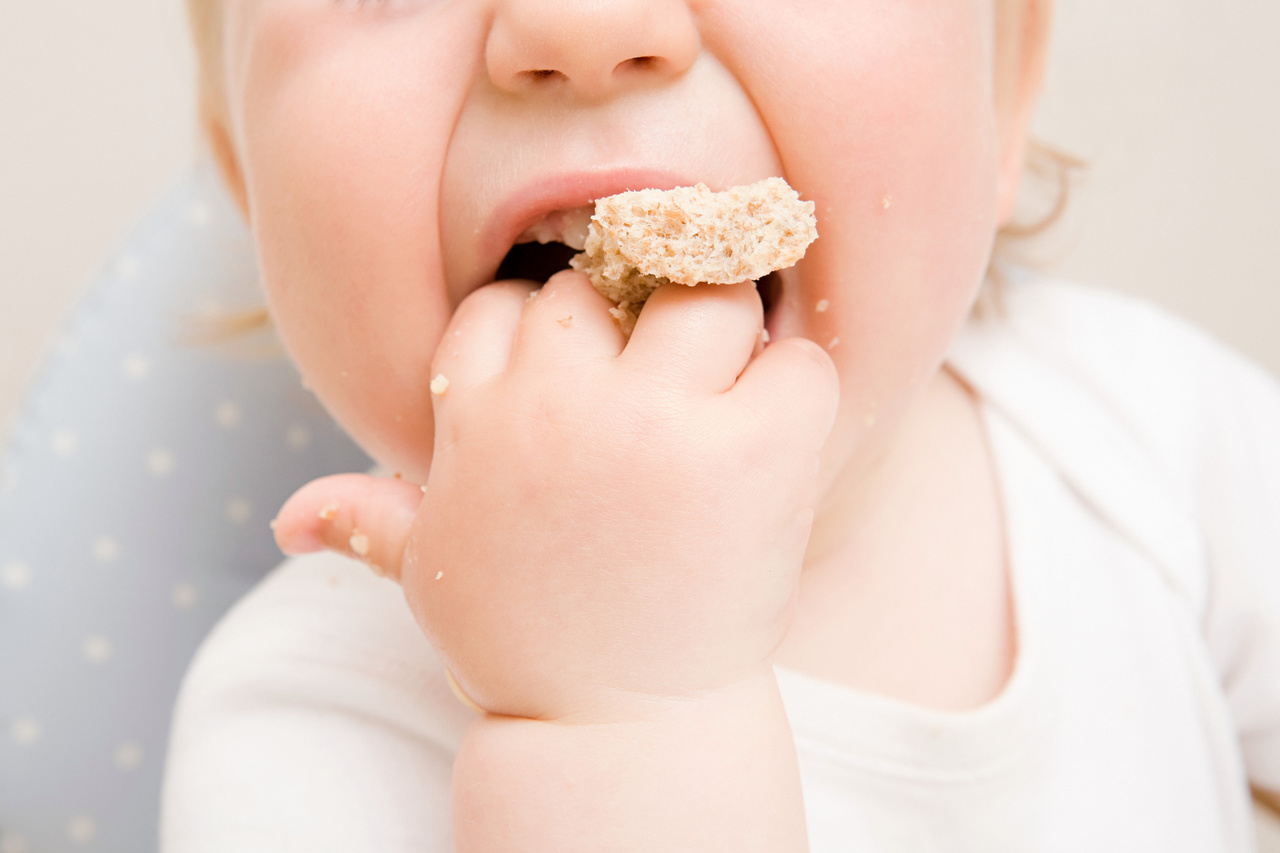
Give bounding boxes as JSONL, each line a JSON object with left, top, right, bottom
{"left": 731, "top": 336, "right": 841, "bottom": 452}
{"left": 430, "top": 280, "right": 537, "bottom": 393}
{"left": 273, "top": 473, "right": 425, "bottom": 582}
{"left": 510, "top": 270, "right": 627, "bottom": 367}
{"left": 621, "top": 280, "right": 763, "bottom": 393}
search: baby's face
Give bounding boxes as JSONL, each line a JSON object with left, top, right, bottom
{"left": 220, "top": 0, "right": 1034, "bottom": 490}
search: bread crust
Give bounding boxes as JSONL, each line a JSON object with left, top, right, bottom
{"left": 569, "top": 177, "right": 818, "bottom": 334}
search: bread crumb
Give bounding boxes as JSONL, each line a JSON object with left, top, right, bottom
{"left": 558, "top": 315, "right": 573, "bottom": 327}
{"left": 827, "top": 337, "right": 840, "bottom": 350}
{"left": 394, "top": 472, "right": 402, "bottom": 480}
{"left": 268, "top": 519, "right": 278, "bottom": 531}
{"left": 318, "top": 504, "right": 338, "bottom": 521}
{"left": 420, "top": 485, "right": 428, "bottom": 494}
{"left": 760, "top": 328, "right": 771, "bottom": 343}
{"left": 349, "top": 531, "right": 370, "bottom": 557}
{"left": 525, "top": 289, "right": 539, "bottom": 304}
{"left": 430, "top": 374, "right": 450, "bottom": 396}
{"left": 435, "top": 571, "right": 444, "bottom": 581}
{"left": 815, "top": 299, "right": 830, "bottom": 313}
{"left": 882, "top": 195, "right": 893, "bottom": 210}
{"left": 608, "top": 305, "right": 638, "bottom": 337}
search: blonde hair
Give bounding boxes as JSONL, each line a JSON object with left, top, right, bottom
{"left": 187, "top": 0, "right": 224, "bottom": 128}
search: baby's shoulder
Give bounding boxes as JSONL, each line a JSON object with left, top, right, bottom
{"left": 954, "top": 273, "right": 1280, "bottom": 612}
{"left": 974, "top": 273, "right": 1280, "bottom": 468}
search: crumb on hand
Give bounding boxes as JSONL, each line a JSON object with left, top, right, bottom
{"left": 318, "top": 504, "right": 338, "bottom": 521}
{"left": 349, "top": 531, "right": 370, "bottom": 557}
{"left": 815, "top": 299, "right": 830, "bottom": 313}
{"left": 430, "top": 374, "right": 450, "bottom": 396}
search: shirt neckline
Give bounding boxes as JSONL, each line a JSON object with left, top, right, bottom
{"left": 774, "top": 402, "right": 1059, "bottom": 783}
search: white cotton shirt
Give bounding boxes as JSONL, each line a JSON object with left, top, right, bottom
{"left": 161, "top": 277, "right": 1280, "bottom": 852}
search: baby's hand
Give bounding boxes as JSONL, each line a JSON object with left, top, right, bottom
{"left": 274, "top": 270, "right": 838, "bottom": 724}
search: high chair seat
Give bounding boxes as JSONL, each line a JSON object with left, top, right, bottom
{"left": 0, "top": 162, "right": 371, "bottom": 853}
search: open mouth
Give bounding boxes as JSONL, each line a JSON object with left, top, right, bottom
{"left": 494, "top": 240, "right": 582, "bottom": 285}
{"left": 493, "top": 230, "right": 783, "bottom": 318}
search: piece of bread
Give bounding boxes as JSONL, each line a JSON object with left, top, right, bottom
{"left": 569, "top": 177, "right": 818, "bottom": 335}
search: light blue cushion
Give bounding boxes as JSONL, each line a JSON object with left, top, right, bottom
{"left": 0, "top": 162, "right": 371, "bottom": 852}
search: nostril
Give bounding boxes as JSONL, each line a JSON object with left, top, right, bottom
{"left": 523, "top": 69, "right": 566, "bottom": 83}
{"left": 617, "top": 55, "right": 661, "bottom": 74}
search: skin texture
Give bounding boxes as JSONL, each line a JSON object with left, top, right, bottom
{"left": 209, "top": 0, "right": 1063, "bottom": 848}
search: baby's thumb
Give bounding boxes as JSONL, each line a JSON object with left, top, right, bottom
{"left": 273, "top": 473, "right": 424, "bottom": 583}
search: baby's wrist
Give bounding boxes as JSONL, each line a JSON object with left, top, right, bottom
{"left": 453, "top": 667, "right": 806, "bottom": 850}
{"left": 553, "top": 666, "right": 784, "bottom": 727}
{"left": 453, "top": 664, "right": 783, "bottom": 728}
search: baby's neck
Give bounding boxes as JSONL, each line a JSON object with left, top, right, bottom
{"left": 773, "top": 368, "right": 1015, "bottom": 711}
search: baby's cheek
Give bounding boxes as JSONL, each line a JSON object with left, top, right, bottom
{"left": 236, "top": 6, "right": 483, "bottom": 481}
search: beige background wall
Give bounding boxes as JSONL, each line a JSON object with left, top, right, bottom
{"left": 0, "top": 0, "right": 1278, "bottom": 843}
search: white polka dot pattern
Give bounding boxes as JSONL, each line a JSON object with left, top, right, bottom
{"left": 146, "top": 447, "right": 176, "bottom": 477}
{"left": 171, "top": 582, "right": 199, "bottom": 609}
{"left": 214, "top": 400, "right": 242, "bottom": 429}
{"left": 2, "top": 560, "right": 31, "bottom": 590}
{"left": 81, "top": 635, "right": 113, "bottom": 664}
{"left": 66, "top": 816, "right": 95, "bottom": 844}
{"left": 10, "top": 717, "right": 41, "bottom": 746}
{"left": 286, "top": 424, "right": 311, "bottom": 451}
{"left": 50, "top": 429, "right": 78, "bottom": 458}
{"left": 0, "top": 832, "right": 31, "bottom": 853}
{"left": 90, "top": 537, "right": 120, "bottom": 564}
{"left": 114, "top": 741, "right": 143, "bottom": 771}
{"left": 224, "top": 496, "right": 253, "bottom": 525}
{"left": 122, "top": 353, "right": 151, "bottom": 381}
{"left": 0, "top": 162, "right": 372, "bottom": 851}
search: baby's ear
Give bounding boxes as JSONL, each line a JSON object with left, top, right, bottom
{"left": 200, "top": 100, "right": 250, "bottom": 221}
{"left": 995, "top": 0, "right": 1053, "bottom": 226}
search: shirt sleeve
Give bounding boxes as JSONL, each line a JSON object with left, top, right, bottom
{"left": 1193, "top": 339, "right": 1280, "bottom": 794}
{"left": 160, "top": 551, "right": 477, "bottom": 853}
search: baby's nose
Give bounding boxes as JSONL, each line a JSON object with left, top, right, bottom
{"left": 485, "top": 0, "right": 700, "bottom": 100}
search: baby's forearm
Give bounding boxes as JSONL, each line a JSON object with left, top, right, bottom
{"left": 451, "top": 669, "right": 808, "bottom": 852}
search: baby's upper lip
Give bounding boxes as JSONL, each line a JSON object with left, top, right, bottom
{"left": 483, "top": 167, "right": 705, "bottom": 276}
